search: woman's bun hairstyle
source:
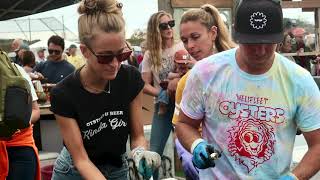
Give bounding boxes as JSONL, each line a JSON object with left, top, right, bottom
{"left": 78, "top": 0, "right": 123, "bottom": 15}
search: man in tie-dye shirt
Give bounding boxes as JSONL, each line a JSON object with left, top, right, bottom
{"left": 176, "top": 0, "right": 320, "bottom": 179}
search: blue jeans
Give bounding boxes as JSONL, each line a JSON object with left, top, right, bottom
{"left": 7, "top": 146, "right": 37, "bottom": 180}
{"left": 150, "top": 101, "right": 174, "bottom": 180}
{"left": 51, "top": 147, "right": 129, "bottom": 180}
{"left": 157, "top": 88, "right": 169, "bottom": 104}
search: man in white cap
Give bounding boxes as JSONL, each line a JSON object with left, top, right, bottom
{"left": 36, "top": 47, "right": 46, "bottom": 63}
{"left": 176, "top": 0, "right": 320, "bottom": 179}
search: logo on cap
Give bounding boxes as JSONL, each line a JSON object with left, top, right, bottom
{"left": 181, "top": 55, "right": 188, "bottom": 60}
{"left": 250, "top": 12, "right": 267, "bottom": 30}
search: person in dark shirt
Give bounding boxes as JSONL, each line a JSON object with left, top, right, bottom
{"left": 49, "top": 0, "right": 161, "bottom": 180}
{"left": 33, "top": 35, "right": 75, "bottom": 84}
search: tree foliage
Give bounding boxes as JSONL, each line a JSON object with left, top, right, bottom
{"left": 283, "top": 17, "right": 314, "bottom": 34}
{"left": 127, "top": 29, "right": 146, "bottom": 46}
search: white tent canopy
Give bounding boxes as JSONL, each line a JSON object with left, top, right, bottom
{"left": 0, "top": 17, "right": 78, "bottom": 42}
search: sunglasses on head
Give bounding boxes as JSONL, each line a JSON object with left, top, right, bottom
{"left": 85, "top": 43, "right": 132, "bottom": 64}
{"left": 48, "top": 49, "right": 61, "bottom": 55}
{"left": 159, "top": 20, "right": 175, "bottom": 31}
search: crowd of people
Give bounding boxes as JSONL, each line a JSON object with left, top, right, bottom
{"left": 277, "top": 21, "right": 319, "bottom": 74}
{"left": 1, "top": 0, "right": 320, "bottom": 180}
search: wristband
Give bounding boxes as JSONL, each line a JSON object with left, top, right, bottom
{"left": 288, "top": 172, "right": 299, "bottom": 180}
{"left": 191, "top": 138, "right": 205, "bottom": 154}
{"left": 132, "top": 146, "right": 145, "bottom": 156}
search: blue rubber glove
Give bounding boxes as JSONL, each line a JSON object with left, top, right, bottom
{"left": 192, "top": 140, "right": 221, "bottom": 169}
{"left": 279, "top": 173, "right": 298, "bottom": 180}
{"left": 132, "top": 147, "right": 161, "bottom": 179}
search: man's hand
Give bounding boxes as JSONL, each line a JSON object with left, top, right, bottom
{"left": 132, "top": 147, "right": 161, "bottom": 179}
{"left": 192, "top": 140, "right": 221, "bottom": 169}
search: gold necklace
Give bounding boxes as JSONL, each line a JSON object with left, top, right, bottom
{"left": 81, "top": 65, "right": 111, "bottom": 94}
{"left": 84, "top": 81, "right": 111, "bottom": 94}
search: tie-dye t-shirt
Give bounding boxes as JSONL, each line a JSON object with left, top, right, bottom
{"left": 180, "top": 48, "right": 320, "bottom": 179}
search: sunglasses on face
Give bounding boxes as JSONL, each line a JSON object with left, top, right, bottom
{"left": 48, "top": 49, "right": 61, "bottom": 55}
{"left": 159, "top": 20, "right": 175, "bottom": 31}
{"left": 86, "top": 43, "right": 132, "bottom": 64}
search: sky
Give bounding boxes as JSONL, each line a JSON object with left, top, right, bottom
{"left": 18, "top": 0, "right": 158, "bottom": 39}
{"left": 283, "top": 9, "right": 314, "bottom": 24}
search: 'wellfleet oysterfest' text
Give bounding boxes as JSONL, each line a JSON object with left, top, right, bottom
{"left": 83, "top": 111, "right": 127, "bottom": 140}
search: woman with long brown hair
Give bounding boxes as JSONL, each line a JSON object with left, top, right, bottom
{"left": 141, "top": 10, "right": 184, "bottom": 179}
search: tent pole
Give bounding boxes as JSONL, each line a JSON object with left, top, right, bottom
{"left": 28, "top": 18, "right": 32, "bottom": 43}
{"left": 14, "top": 19, "right": 28, "bottom": 40}
{"left": 62, "top": 15, "right": 65, "bottom": 39}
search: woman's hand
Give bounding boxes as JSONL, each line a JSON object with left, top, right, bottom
{"left": 142, "top": 72, "right": 160, "bottom": 97}
{"left": 132, "top": 147, "right": 161, "bottom": 179}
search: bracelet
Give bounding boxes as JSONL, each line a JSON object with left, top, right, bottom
{"left": 288, "top": 172, "right": 299, "bottom": 180}
{"left": 191, "top": 138, "right": 205, "bottom": 154}
{"left": 131, "top": 146, "right": 145, "bottom": 156}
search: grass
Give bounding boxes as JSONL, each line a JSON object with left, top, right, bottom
{"left": 175, "top": 169, "right": 186, "bottom": 178}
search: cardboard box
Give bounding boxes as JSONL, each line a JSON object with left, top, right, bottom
{"left": 142, "top": 108, "right": 153, "bottom": 125}
{"left": 142, "top": 93, "right": 154, "bottom": 112}
{"left": 142, "top": 93, "right": 155, "bottom": 125}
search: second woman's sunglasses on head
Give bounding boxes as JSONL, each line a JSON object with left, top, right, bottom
{"left": 159, "top": 20, "right": 175, "bottom": 31}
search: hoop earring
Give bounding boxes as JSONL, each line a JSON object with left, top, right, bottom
{"left": 211, "top": 44, "right": 217, "bottom": 53}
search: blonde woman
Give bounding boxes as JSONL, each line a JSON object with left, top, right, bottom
{"left": 141, "top": 10, "right": 184, "bottom": 179}
{"left": 50, "top": 0, "right": 161, "bottom": 179}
